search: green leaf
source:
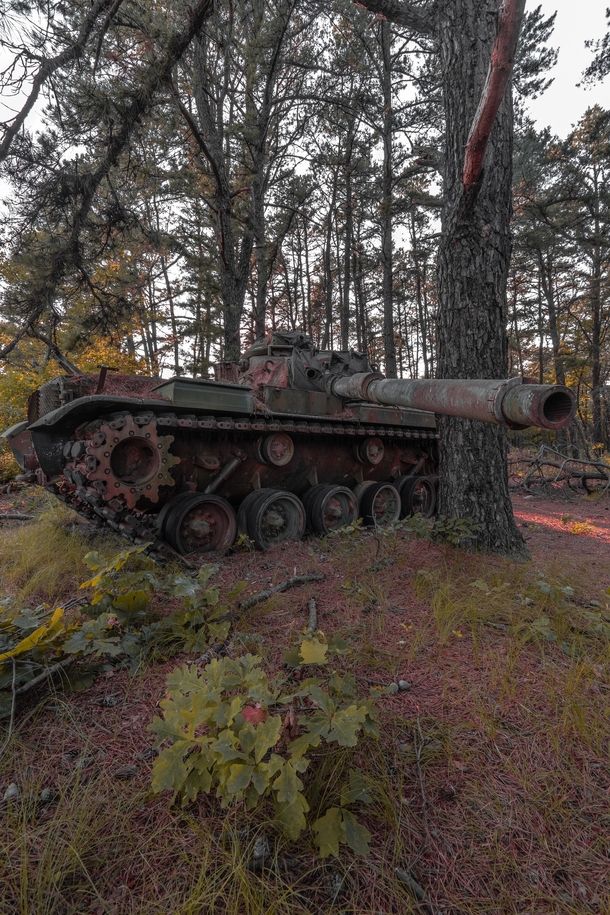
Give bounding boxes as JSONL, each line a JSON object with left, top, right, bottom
{"left": 326, "top": 705, "right": 368, "bottom": 747}
{"left": 251, "top": 764, "right": 271, "bottom": 796}
{"left": 113, "top": 589, "right": 150, "bottom": 614}
{"left": 238, "top": 722, "right": 257, "bottom": 755}
{"left": 275, "top": 792, "right": 309, "bottom": 840}
{"left": 299, "top": 637, "right": 328, "bottom": 666}
{"left": 211, "top": 730, "right": 245, "bottom": 763}
{"left": 197, "top": 565, "right": 217, "bottom": 587}
{"left": 226, "top": 763, "right": 253, "bottom": 796}
{"left": 273, "top": 761, "right": 303, "bottom": 805}
{"left": 168, "top": 575, "right": 201, "bottom": 600}
{"left": 341, "top": 809, "right": 371, "bottom": 856}
{"left": 253, "top": 715, "right": 282, "bottom": 763}
{"left": 340, "top": 770, "right": 372, "bottom": 807}
{"left": 303, "top": 684, "right": 335, "bottom": 715}
{"left": 151, "top": 741, "right": 191, "bottom": 793}
{"left": 312, "top": 807, "right": 344, "bottom": 858}
{"left": 282, "top": 645, "right": 301, "bottom": 668}
{"left": 166, "top": 664, "right": 204, "bottom": 695}
{"left": 305, "top": 712, "right": 331, "bottom": 739}
{"left": 288, "top": 731, "right": 321, "bottom": 759}
{"left": 212, "top": 695, "right": 243, "bottom": 729}
{"left": 328, "top": 673, "right": 357, "bottom": 698}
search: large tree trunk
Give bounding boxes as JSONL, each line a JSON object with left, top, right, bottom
{"left": 436, "top": 0, "right": 526, "bottom": 557}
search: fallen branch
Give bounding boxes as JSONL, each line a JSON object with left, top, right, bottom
{"left": 14, "top": 658, "right": 75, "bottom": 697}
{"left": 509, "top": 445, "right": 610, "bottom": 496}
{"left": 194, "top": 639, "right": 233, "bottom": 667}
{"left": 0, "top": 661, "right": 17, "bottom": 763}
{"left": 395, "top": 866, "right": 438, "bottom": 915}
{"left": 307, "top": 598, "right": 318, "bottom": 634}
{"left": 239, "top": 573, "right": 325, "bottom": 612}
{"left": 0, "top": 513, "right": 34, "bottom": 522}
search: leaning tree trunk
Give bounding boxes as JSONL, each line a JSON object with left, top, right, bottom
{"left": 436, "top": 0, "right": 527, "bottom": 556}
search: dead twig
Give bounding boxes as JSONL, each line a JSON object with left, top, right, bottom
{"left": 395, "top": 867, "right": 438, "bottom": 915}
{"left": 306, "top": 598, "right": 318, "bottom": 634}
{"left": 14, "top": 658, "right": 75, "bottom": 697}
{"left": 239, "top": 572, "right": 324, "bottom": 611}
{"left": 0, "top": 660, "right": 17, "bottom": 763}
{"left": 0, "top": 513, "right": 34, "bottom": 522}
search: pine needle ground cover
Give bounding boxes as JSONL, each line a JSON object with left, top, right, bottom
{"left": 0, "top": 491, "right": 609, "bottom": 915}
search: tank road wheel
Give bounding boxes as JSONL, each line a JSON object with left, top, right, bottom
{"left": 400, "top": 475, "right": 437, "bottom": 519}
{"left": 358, "top": 481, "right": 401, "bottom": 527}
{"left": 163, "top": 493, "right": 237, "bottom": 555}
{"left": 237, "top": 490, "right": 266, "bottom": 538}
{"left": 394, "top": 474, "right": 418, "bottom": 518}
{"left": 352, "top": 480, "right": 377, "bottom": 508}
{"left": 239, "top": 488, "right": 306, "bottom": 551}
{"left": 156, "top": 491, "right": 196, "bottom": 537}
{"left": 303, "top": 484, "right": 358, "bottom": 535}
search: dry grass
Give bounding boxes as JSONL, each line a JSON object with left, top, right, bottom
{"left": 0, "top": 496, "right": 120, "bottom": 605}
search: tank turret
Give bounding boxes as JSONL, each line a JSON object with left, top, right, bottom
{"left": 2, "top": 331, "right": 576, "bottom": 555}
{"left": 227, "top": 330, "right": 575, "bottom": 432}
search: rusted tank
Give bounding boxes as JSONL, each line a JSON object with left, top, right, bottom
{"left": 2, "top": 331, "right": 576, "bottom": 554}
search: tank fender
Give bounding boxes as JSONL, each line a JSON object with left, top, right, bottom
{"left": 1, "top": 421, "right": 38, "bottom": 472}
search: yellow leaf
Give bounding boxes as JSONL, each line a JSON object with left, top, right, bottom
{"left": 0, "top": 608, "right": 65, "bottom": 664}
{"left": 299, "top": 637, "right": 328, "bottom": 666}
{"left": 80, "top": 573, "right": 103, "bottom": 590}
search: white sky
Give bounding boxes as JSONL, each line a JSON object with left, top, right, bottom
{"left": 525, "top": 0, "right": 608, "bottom": 135}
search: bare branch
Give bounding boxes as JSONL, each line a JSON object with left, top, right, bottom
{"left": 0, "top": 0, "right": 119, "bottom": 163}
{"left": 353, "top": 0, "right": 436, "bottom": 37}
{"left": 462, "top": 0, "right": 527, "bottom": 190}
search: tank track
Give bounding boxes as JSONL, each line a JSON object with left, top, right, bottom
{"left": 49, "top": 408, "right": 439, "bottom": 553}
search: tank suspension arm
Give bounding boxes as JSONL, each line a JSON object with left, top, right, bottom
{"left": 328, "top": 374, "right": 576, "bottom": 431}
{"left": 204, "top": 454, "right": 244, "bottom": 494}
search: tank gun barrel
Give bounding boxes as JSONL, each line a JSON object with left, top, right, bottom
{"left": 328, "top": 374, "right": 576, "bottom": 431}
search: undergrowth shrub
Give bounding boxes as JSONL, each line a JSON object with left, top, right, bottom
{"left": 151, "top": 633, "right": 379, "bottom": 858}
{"left": 0, "top": 443, "right": 18, "bottom": 483}
{"left": 1, "top": 545, "right": 239, "bottom": 718}
{"left": 70, "top": 546, "right": 237, "bottom": 661}
{"left": 0, "top": 603, "right": 69, "bottom": 717}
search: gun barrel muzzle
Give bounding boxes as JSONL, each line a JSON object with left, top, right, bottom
{"left": 329, "top": 374, "right": 576, "bottom": 431}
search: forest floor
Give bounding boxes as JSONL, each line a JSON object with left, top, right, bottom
{"left": 0, "top": 486, "right": 609, "bottom": 915}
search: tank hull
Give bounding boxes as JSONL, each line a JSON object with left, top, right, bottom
{"left": 17, "top": 392, "right": 437, "bottom": 551}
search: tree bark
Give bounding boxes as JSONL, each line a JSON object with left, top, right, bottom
{"left": 436, "top": 0, "right": 527, "bottom": 557}
{"left": 341, "top": 118, "right": 357, "bottom": 351}
{"left": 380, "top": 20, "right": 397, "bottom": 377}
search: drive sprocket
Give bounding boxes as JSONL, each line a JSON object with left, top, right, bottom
{"left": 81, "top": 412, "right": 180, "bottom": 509}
